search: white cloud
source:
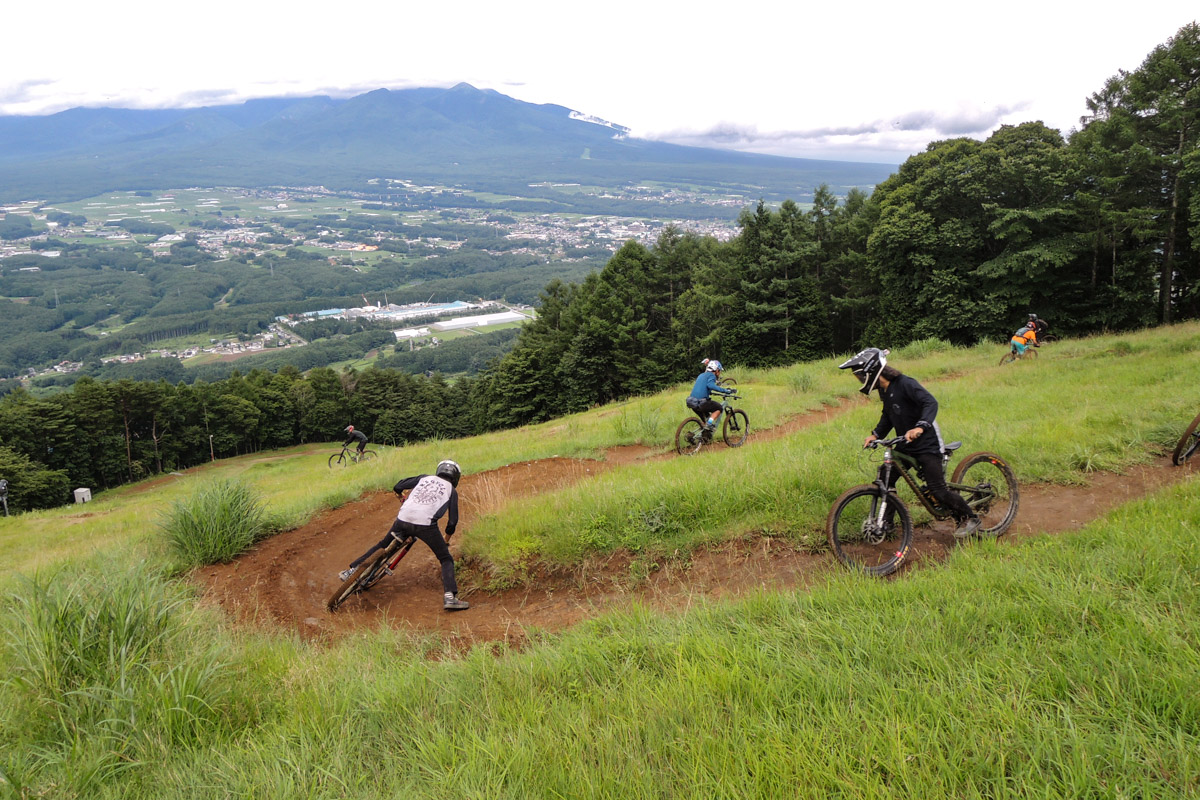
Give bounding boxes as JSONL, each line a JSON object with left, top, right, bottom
{"left": 1, "top": 1, "right": 1196, "bottom": 162}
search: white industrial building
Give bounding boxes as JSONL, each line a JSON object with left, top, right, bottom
{"left": 392, "top": 327, "right": 431, "bottom": 340}
{"left": 431, "top": 311, "right": 530, "bottom": 331}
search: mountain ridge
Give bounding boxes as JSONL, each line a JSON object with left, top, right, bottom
{"left": 0, "top": 84, "right": 896, "bottom": 202}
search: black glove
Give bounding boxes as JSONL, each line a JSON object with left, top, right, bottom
{"left": 444, "top": 524, "right": 456, "bottom": 538}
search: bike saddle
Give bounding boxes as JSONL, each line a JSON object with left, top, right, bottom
{"left": 942, "top": 441, "right": 962, "bottom": 456}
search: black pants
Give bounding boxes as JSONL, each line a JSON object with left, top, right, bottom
{"left": 687, "top": 397, "right": 720, "bottom": 420}
{"left": 350, "top": 519, "right": 457, "bottom": 594}
{"left": 887, "top": 451, "right": 977, "bottom": 523}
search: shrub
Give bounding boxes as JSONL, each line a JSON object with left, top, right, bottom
{"left": 160, "top": 479, "right": 268, "bottom": 567}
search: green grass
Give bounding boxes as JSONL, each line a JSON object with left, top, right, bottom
{"left": 2, "top": 322, "right": 1200, "bottom": 797}
{"left": 160, "top": 479, "right": 270, "bottom": 568}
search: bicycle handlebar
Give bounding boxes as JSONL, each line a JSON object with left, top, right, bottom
{"left": 864, "top": 436, "right": 907, "bottom": 449}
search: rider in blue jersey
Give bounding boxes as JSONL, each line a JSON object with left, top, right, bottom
{"left": 686, "top": 359, "right": 735, "bottom": 440}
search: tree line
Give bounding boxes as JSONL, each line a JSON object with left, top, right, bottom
{"left": 469, "top": 22, "right": 1200, "bottom": 428}
{"left": 0, "top": 366, "right": 477, "bottom": 511}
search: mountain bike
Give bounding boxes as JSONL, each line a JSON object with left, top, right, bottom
{"left": 328, "top": 447, "right": 378, "bottom": 468}
{"left": 674, "top": 393, "right": 750, "bottom": 455}
{"left": 998, "top": 344, "right": 1038, "bottom": 365}
{"left": 327, "top": 532, "right": 421, "bottom": 611}
{"left": 1172, "top": 410, "right": 1200, "bottom": 465}
{"left": 826, "top": 436, "right": 1020, "bottom": 577}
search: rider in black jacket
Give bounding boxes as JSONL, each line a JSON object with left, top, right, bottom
{"left": 342, "top": 425, "right": 368, "bottom": 455}
{"left": 839, "top": 348, "right": 981, "bottom": 539}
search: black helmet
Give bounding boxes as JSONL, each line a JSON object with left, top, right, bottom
{"left": 435, "top": 459, "right": 461, "bottom": 487}
{"left": 1028, "top": 313, "right": 1038, "bottom": 321}
{"left": 838, "top": 348, "right": 889, "bottom": 395}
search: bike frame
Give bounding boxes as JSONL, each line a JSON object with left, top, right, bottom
{"left": 871, "top": 438, "right": 970, "bottom": 521}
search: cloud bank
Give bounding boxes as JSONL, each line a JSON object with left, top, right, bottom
{"left": 645, "top": 103, "right": 1033, "bottom": 163}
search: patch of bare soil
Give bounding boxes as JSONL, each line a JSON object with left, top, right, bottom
{"left": 193, "top": 401, "right": 1195, "bottom": 648}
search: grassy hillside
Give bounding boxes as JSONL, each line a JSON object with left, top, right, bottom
{"left": 1, "top": 324, "right": 1198, "bottom": 797}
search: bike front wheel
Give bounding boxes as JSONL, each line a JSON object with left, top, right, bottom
{"left": 327, "top": 549, "right": 390, "bottom": 611}
{"left": 950, "top": 452, "right": 1020, "bottom": 536}
{"left": 328, "top": 452, "right": 347, "bottom": 468}
{"left": 826, "top": 485, "right": 914, "bottom": 577}
{"left": 675, "top": 418, "right": 705, "bottom": 456}
{"left": 1172, "top": 411, "right": 1200, "bottom": 465}
{"left": 722, "top": 409, "right": 750, "bottom": 447}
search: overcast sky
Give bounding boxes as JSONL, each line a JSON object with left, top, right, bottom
{"left": 2, "top": 1, "right": 1196, "bottom": 164}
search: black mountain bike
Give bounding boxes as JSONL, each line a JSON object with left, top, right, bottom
{"left": 674, "top": 394, "right": 750, "bottom": 455}
{"left": 1172, "top": 410, "right": 1200, "bottom": 465}
{"left": 328, "top": 447, "right": 378, "bottom": 468}
{"left": 826, "top": 436, "right": 1020, "bottom": 577}
{"left": 327, "top": 532, "right": 422, "bottom": 611}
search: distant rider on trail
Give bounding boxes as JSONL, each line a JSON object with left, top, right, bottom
{"left": 1010, "top": 318, "right": 1039, "bottom": 357}
{"left": 687, "top": 359, "right": 735, "bottom": 441}
{"left": 343, "top": 425, "right": 368, "bottom": 456}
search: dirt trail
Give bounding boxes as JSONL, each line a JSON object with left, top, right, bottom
{"left": 194, "top": 402, "right": 1195, "bottom": 649}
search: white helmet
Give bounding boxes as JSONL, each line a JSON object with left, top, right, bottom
{"left": 838, "top": 348, "right": 889, "bottom": 395}
{"left": 706, "top": 359, "right": 723, "bottom": 373}
{"left": 435, "top": 459, "right": 461, "bottom": 487}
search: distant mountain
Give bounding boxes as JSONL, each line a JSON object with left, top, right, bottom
{"left": 0, "top": 84, "right": 895, "bottom": 204}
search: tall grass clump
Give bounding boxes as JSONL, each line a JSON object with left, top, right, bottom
{"left": 160, "top": 478, "right": 268, "bottom": 568}
{"left": 893, "top": 336, "right": 954, "bottom": 359}
{"left": 0, "top": 564, "right": 233, "bottom": 797}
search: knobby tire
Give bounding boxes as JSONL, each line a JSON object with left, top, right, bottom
{"left": 722, "top": 409, "right": 750, "bottom": 447}
{"left": 327, "top": 548, "right": 390, "bottom": 611}
{"left": 1172, "top": 411, "right": 1200, "bottom": 466}
{"left": 675, "top": 418, "right": 706, "bottom": 456}
{"left": 328, "top": 452, "right": 347, "bottom": 468}
{"left": 950, "top": 452, "right": 1019, "bottom": 536}
{"left": 826, "top": 484, "right": 914, "bottom": 577}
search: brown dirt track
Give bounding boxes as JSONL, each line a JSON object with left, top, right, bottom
{"left": 194, "top": 402, "right": 1195, "bottom": 649}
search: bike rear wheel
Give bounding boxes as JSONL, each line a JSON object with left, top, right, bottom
{"left": 675, "top": 418, "right": 705, "bottom": 456}
{"left": 826, "top": 485, "right": 914, "bottom": 577}
{"left": 722, "top": 409, "right": 750, "bottom": 447}
{"left": 327, "top": 549, "right": 390, "bottom": 611}
{"left": 328, "top": 452, "right": 347, "bottom": 468}
{"left": 950, "top": 452, "right": 1019, "bottom": 536}
{"left": 1172, "top": 411, "right": 1200, "bottom": 466}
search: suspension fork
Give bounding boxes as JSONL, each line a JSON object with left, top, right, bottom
{"left": 873, "top": 447, "right": 897, "bottom": 528}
